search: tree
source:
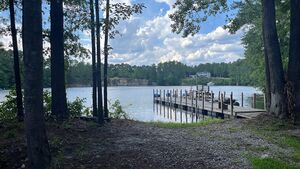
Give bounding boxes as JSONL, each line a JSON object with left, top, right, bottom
{"left": 95, "top": 0, "right": 104, "bottom": 123}
{"left": 89, "top": 0, "right": 98, "bottom": 117}
{"left": 103, "top": 0, "right": 110, "bottom": 119}
{"left": 288, "top": 0, "right": 300, "bottom": 122}
{"left": 22, "top": 0, "right": 51, "bottom": 167}
{"left": 50, "top": 0, "right": 68, "bottom": 121}
{"left": 169, "top": 0, "right": 228, "bottom": 37}
{"left": 9, "top": 0, "right": 23, "bottom": 121}
{"left": 262, "top": 0, "right": 286, "bottom": 118}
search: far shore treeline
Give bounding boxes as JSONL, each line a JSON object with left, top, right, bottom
{"left": 0, "top": 48, "right": 255, "bottom": 88}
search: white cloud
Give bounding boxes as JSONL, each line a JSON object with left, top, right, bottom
{"left": 0, "top": 0, "right": 246, "bottom": 66}
{"left": 154, "top": 0, "right": 176, "bottom": 7}
{"left": 109, "top": 9, "right": 245, "bottom": 65}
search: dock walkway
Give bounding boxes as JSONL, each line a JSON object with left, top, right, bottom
{"left": 153, "top": 89, "right": 265, "bottom": 119}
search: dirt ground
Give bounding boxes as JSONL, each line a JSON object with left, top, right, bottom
{"left": 0, "top": 116, "right": 298, "bottom": 169}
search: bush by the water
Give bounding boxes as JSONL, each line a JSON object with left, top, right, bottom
{"left": 0, "top": 90, "right": 91, "bottom": 122}
{"left": 109, "top": 99, "right": 128, "bottom": 119}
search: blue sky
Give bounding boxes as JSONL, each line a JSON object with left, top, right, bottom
{"left": 0, "top": 0, "right": 246, "bottom": 66}
{"left": 102, "top": 0, "right": 245, "bottom": 65}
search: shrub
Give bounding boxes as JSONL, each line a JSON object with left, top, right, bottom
{"left": 0, "top": 89, "right": 92, "bottom": 122}
{"left": 0, "top": 90, "right": 17, "bottom": 122}
{"left": 68, "top": 97, "right": 91, "bottom": 117}
{"left": 109, "top": 99, "right": 128, "bottom": 119}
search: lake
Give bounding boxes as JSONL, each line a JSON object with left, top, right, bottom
{"left": 0, "top": 86, "right": 262, "bottom": 122}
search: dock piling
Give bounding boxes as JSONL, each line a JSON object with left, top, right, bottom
{"left": 230, "top": 92, "right": 233, "bottom": 116}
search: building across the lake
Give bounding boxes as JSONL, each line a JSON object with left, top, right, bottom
{"left": 189, "top": 71, "right": 211, "bottom": 78}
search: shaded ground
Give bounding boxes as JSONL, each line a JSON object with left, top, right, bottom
{"left": 1, "top": 115, "right": 300, "bottom": 169}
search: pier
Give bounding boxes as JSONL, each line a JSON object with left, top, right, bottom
{"left": 153, "top": 87, "right": 266, "bottom": 120}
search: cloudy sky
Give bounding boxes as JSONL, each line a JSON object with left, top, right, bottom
{"left": 101, "top": 0, "right": 246, "bottom": 65}
{"left": 0, "top": 0, "right": 246, "bottom": 66}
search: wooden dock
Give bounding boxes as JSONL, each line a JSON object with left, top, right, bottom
{"left": 153, "top": 88, "right": 266, "bottom": 119}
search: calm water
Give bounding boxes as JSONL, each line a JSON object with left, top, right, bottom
{"left": 0, "top": 86, "right": 262, "bottom": 122}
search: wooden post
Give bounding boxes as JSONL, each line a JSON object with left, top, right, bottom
{"left": 180, "top": 90, "right": 182, "bottom": 123}
{"left": 167, "top": 90, "right": 169, "bottom": 118}
{"left": 174, "top": 89, "right": 177, "bottom": 106}
{"left": 160, "top": 89, "right": 162, "bottom": 115}
{"left": 191, "top": 90, "right": 194, "bottom": 123}
{"left": 163, "top": 90, "right": 166, "bottom": 117}
{"left": 170, "top": 90, "right": 173, "bottom": 108}
{"left": 156, "top": 89, "right": 158, "bottom": 112}
{"left": 230, "top": 92, "right": 233, "bottom": 116}
{"left": 224, "top": 91, "right": 226, "bottom": 98}
{"left": 202, "top": 91, "right": 205, "bottom": 119}
{"left": 153, "top": 89, "right": 155, "bottom": 103}
{"left": 170, "top": 90, "right": 173, "bottom": 119}
{"left": 185, "top": 90, "right": 188, "bottom": 123}
{"left": 253, "top": 93, "right": 256, "bottom": 108}
{"left": 185, "top": 90, "right": 188, "bottom": 106}
{"left": 196, "top": 89, "right": 198, "bottom": 122}
{"left": 241, "top": 92, "right": 244, "bottom": 107}
{"left": 218, "top": 91, "right": 221, "bottom": 102}
{"left": 263, "top": 93, "right": 266, "bottom": 110}
{"left": 202, "top": 91, "right": 205, "bottom": 109}
{"left": 211, "top": 92, "right": 214, "bottom": 118}
{"left": 221, "top": 93, "right": 224, "bottom": 116}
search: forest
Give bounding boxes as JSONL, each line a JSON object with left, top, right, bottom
{"left": 0, "top": 48, "right": 254, "bottom": 88}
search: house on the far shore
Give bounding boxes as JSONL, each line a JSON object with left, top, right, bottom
{"left": 189, "top": 71, "right": 211, "bottom": 78}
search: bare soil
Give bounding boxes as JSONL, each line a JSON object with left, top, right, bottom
{"left": 0, "top": 116, "right": 297, "bottom": 169}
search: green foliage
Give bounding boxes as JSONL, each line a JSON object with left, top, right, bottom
{"left": 0, "top": 49, "right": 15, "bottom": 89}
{"left": 0, "top": 90, "right": 17, "bottom": 122}
{"left": 149, "top": 118, "right": 223, "bottom": 128}
{"left": 43, "top": 91, "right": 52, "bottom": 117}
{"left": 0, "top": 89, "right": 91, "bottom": 122}
{"left": 249, "top": 157, "right": 300, "bottom": 169}
{"left": 0, "top": 49, "right": 262, "bottom": 88}
{"left": 169, "top": 0, "right": 228, "bottom": 37}
{"left": 67, "top": 97, "right": 91, "bottom": 117}
{"left": 109, "top": 99, "right": 128, "bottom": 119}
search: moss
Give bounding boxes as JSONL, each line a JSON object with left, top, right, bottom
{"left": 249, "top": 157, "right": 300, "bottom": 169}
{"left": 149, "top": 118, "right": 223, "bottom": 128}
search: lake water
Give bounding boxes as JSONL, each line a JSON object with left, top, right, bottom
{"left": 0, "top": 86, "right": 262, "bottom": 122}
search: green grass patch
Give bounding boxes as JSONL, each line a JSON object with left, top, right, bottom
{"left": 149, "top": 118, "right": 223, "bottom": 128}
{"left": 249, "top": 157, "right": 300, "bottom": 169}
{"left": 280, "top": 136, "right": 300, "bottom": 161}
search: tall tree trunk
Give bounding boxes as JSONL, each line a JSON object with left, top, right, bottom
{"left": 288, "top": 0, "right": 300, "bottom": 122}
{"left": 95, "top": 0, "right": 104, "bottom": 124}
{"left": 263, "top": 36, "right": 271, "bottom": 112}
{"left": 104, "top": 0, "right": 110, "bottom": 119}
{"left": 22, "top": 0, "right": 51, "bottom": 168}
{"left": 90, "top": 0, "right": 97, "bottom": 117}
{"left": 9, "top": 0, "right": 23, "bottom": 121}
{"left": 50, "top": 0, "right": 68, "bottom": 121}
{"left": 262, "top": 0, "right": 287, "bottom": 118}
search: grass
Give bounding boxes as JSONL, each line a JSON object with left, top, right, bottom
{"left": 245, "top": 115, "right": 300, "bottom": 167}
{"left": 249, "top": 157, "right": 300, "bottom": 169}
{"left": 149, "top": 118, "right": 223, "bottom": 128}
{"left": 280, "top": 136, "right": 300, "bottom": 161}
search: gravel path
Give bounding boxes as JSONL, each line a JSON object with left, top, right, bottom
{"left": 0, "top": 118, "right": 293, "bottom": 169}
{"left": 56, "top": 119, "right": 291, "bottom": 169}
